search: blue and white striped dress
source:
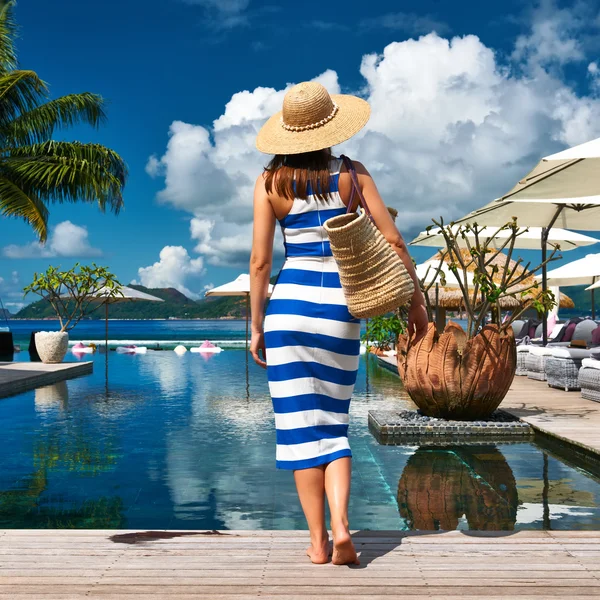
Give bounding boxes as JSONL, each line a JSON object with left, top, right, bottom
{"left": 264, "top": 158, "right": 361, "bottom": 470}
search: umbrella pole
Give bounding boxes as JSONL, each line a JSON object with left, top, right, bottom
{"left": 541, "top": 228, "right": 549, "bottom": 346}
{"left": 593, "top": 286, "right": 596, "bottom": 320}
{"left": 245, "top": 294, "right": 249, "bottom": 350}
{"left": 542, "top": 206, "right": 565, "bottom": 346}
{"left": 105, "top": 302, "right": 109, "bottom": 353}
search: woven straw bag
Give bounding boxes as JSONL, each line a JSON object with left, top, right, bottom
{"left": 323, "top": 156, "right": 415, "bottom": 318}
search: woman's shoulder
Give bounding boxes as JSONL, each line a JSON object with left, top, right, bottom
{"left": 339, "top": 157, "right": 371, "bottom": 177}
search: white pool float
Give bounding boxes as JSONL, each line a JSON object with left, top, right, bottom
{"left": 174, "top": 345, "right": 187, "bottom": 355}
{"left": 190, "top": 340, "right": 223, "bottom": 354}
{"left": 116, "top": 345, "right": 147, "bottom": 354}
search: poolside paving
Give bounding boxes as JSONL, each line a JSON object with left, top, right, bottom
{"left": 1, "top": 529, "right": 600, "bottom": 598}
{"left": 503, "top": 376, "right": 600, "bottom": 457}
{"left": 0, "top": 361, "right": 93, "bottom": 399}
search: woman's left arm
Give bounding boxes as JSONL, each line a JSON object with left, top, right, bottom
{"left": 249, "top": 174, "right": 276, "bottom": 368}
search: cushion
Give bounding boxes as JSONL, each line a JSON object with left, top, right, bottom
{"left": 533, "top": 324, "right": 543, "bottom": 338}
{"left": 591, "top": 348, "right": 600, "bottom": 360}
{"left": 551, "top": 347, "right": 592, "bottom": 359}
{"left": 571, "top": 320, "right": 599, "bottom": 345}
{"left": 549, "top": 323, "right": 564, "bottom": 340}
{"left": 562, "top": 321, "right": 577, "bottom": 342}
{"left": 511, "top": 320, "right": 525, "bottom": 336}
{"left": 529, "top": 346, "right": 554, "bottom": 356}
{"left": 592, "top": 326, "right": 600, "bottom": 348}
{"left": 547, "top": 313, "right": 557, "bottom": 336}
{"left": 582, "top": 358, "right": 600, "bottom": 370}
{"left": 528, "top": 324, "right": 538, "bottom": 338}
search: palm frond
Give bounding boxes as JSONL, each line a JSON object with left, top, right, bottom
{"left": 0, "top": 175, "right": 48, "bottom": 240}
{"left": 0, "top": 1, "right": 17, "bottom": 72}
{"left": 2, "top": 141, "right": 127, "bottom": 214}
{"left": 0, "top": 70, "right": 48, "bottom": 128}
{"left": 0, "top": 92, "right": 107, "bottom": 145}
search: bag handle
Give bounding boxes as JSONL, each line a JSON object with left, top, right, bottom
{"left": 340, "top": 155, "right": 372, "bottom": 218}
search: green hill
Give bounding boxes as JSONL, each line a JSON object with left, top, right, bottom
{"left": 14, "top": 285, "right": 252, "bottom": 320}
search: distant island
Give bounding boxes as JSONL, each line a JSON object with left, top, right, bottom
{"left": 13, "top": 285, "right": 252, "bottom": 320}
{"left": 10, "top": 282, "right": 599, "bottom": 321}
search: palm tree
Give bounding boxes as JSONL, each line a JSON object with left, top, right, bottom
{"left": 0, "top": 1, "right": 126, "bottom": 242}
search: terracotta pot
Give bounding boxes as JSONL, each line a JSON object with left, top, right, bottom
{"left": 35, "top": 331, "right": 69, "bottom": 364}
{"left": 397, "top": 321, "right": 516, "bottom": 420}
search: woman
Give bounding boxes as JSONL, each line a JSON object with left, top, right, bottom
{"left": 250, "top": 82, "right": 428, "bottom": 565}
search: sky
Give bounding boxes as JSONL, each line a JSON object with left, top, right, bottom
{"left": 2, "top": 0, "right": 600, "bottom": 311}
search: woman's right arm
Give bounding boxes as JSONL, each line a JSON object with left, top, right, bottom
{"left": 350, "top": 161, "right": 429, "bottom": 342}
{"left": 249, "top": 174, "right": 276, "bottom": 368}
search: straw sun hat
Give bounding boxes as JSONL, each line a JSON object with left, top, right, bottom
{"left": 256, "top": 81, "right": 370, "bottom": 155}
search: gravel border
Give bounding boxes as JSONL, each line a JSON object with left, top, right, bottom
{"left": 369, "top": 409, "right": 534, "bottom": 445}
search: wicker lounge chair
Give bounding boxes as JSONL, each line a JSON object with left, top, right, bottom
{"left": 526, "top": 346, "right": 554, "bottom": 381}
{"left": 516, "top": 345, "right": 530, "bottom": 376}
{"left": 546, "top": 347, "right": 592, "bottom": 391}
{"left": 579, "top": 357, "right": 600, "bottom": 403}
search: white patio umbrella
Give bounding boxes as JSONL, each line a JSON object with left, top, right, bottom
{"left": 415, "top": 260, "right": 474, "bottom": 288}
{"left": 543, "top": 254, "right": 600, "bottom": 319}
{"left": 205, "top": 274, "right": 274, "bottom": 349}
{"left": 454, "top": 137, "right": 600, "bottom": 342}
{"left": 411, "top": 226, "right": 599, "bottom": 252}
{"left": 62, "top": 285, "right": 164, "bottom": 350}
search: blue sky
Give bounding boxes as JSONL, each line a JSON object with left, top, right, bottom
{"left": 1, "top": 0, "right": 600, "bottom": 310}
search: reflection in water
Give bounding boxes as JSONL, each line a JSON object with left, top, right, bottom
{"left": 3, "top": 351, "right": 600, "bottom": 529}
{"left": 34, "top": 380, "right": 69, "bottom": 417}
{"left": 2, "top": 384, "right": 125, "bottom": 527}
{"left": 397, "top": 445, "right": 519, "bottom": 531}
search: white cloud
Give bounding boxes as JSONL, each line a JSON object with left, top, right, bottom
{"left": 179, "top": 0, "right": 250, "bottom": 29}
{"left": 360, "top": 12, "right": 450, "bottom": 35}
{"left": 134, "top": 246, "right": 205, "bottom": 299}
{"left": 0, "top": 271, "right": 24, "bottom": 313}
{"left": 146, "top": 11, "right": 600, "bottom": 268}
{"left": 2, "top": 221, "right": 102, "bottom": 259}
{"left": 511, "top": 0, "right": 597, "bottom": 69}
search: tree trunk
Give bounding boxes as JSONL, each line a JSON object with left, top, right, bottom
{"left": 397, "top": 321, "right": 516, "bottom": 420}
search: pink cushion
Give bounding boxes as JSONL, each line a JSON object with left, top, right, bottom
{"left": 562, "top": 322, "right": 577, "bottom": 343}
{"left": 592, "top": 326, "right": 600, "bottom": 348}
{"left": 547, "top": 314, "right": 557, "bottom": 336}
{"left": 528, "top": 324, "right": 537, "bottom": 338}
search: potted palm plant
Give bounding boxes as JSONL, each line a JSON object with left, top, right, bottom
{"left": 24, "top": 264, "right": 121, "bottom": 363}
{"left": 398, "top": 219, "right": 559, "bottom": 420}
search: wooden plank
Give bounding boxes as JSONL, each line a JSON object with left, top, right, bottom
{"left": 0, "top": 361, "right": 93, "bottom": 399}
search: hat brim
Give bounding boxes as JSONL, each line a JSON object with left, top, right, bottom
{"left": 255, "top": 94, "right": 370, "bottom": 155}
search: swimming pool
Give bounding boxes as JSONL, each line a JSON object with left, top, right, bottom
{"left": 1, "top": 349, "right": 600, "bottom": 530}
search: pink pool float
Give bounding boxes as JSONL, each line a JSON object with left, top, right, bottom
{"left": 190, "top": 340, "right": 223, "bottom": 354}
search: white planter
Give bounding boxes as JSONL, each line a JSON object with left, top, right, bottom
{"left": 35, "top": 331, "right": 69, "bottom": 364}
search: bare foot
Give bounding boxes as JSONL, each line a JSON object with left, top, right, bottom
{"left": 332, "top": 530, "right": 359, "bottom": 566}
{"left": 306, "top": 539, "right": 330, "bottom": 564}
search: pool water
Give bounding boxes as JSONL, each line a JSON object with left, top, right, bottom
{"left": 1, "top": 349, "right": 600, "bottom": 530}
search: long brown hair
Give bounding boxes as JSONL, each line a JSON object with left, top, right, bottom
{"left": 264, "top": 148, "right": 333, "bottom": 201}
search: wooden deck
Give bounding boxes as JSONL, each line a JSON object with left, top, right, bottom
{"left": 503, "top": 375, "right": 600, "bottom": 457}
{"left": 0, "top": 361, "right": 93, "bottom": 399}
{"left": 1, "top": 529, "right": 600, "bottom": 599}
